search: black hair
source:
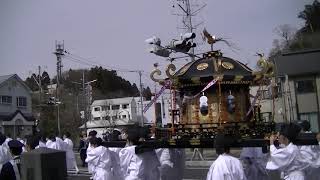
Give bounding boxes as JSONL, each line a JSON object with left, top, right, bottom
{"left": 64, "top": 132, "right": 71, "bottom": 138}
{"left": 0, "top": 133, "right": 5, "bottom": 145}
{"left": 215, "top": 134, "right": 232, "bottom": 155}
{"left": 48, "top": 134, "right": 56, "bottom": 142}
{"left": 89, "top": 137, "right": 100, "bottom": 146}
{"left": 300, "top": 120, "right": 311, "bottom": 132}
{"left": 280, "top": 123, "right": 301, "bottom": 144}
{"left": 10, "top": 147, "right": 23, "bottom": 156}
{"left": 89, "top": 130, "right": 97, "bottom": 137}
{"left": 26, "top": 136, "right": 39, "bottom": 150}
{"left": 139, "top": 127, "right": 151, "bottom": 139}
{"left": 127, "top": 128, "right": 140, "bottom": 145}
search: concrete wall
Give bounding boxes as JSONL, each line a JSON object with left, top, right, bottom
{"left": 0, "top": 77, "right": 32, "bottom": 114}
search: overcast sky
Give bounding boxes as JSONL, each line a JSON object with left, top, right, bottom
{"left": 0, "top": 0, "right": 312, "bottom": 89}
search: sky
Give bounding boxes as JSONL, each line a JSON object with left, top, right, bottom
{"left": 0, "top": 0, "right": 312, "bottom": 89}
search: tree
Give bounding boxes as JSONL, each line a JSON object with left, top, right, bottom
{"left": 143, "top": 87, "right": 152, "bottom": 100}
{"left": 273, "top": 24, "right": 297, "bottom": 48}
{"left": 25, "top": 73, "right": 39, "bottom": 91}
{"left": 269, "top": 1, "right": 320, "bottom": 56}
{"left": 41, "top": 71, "right": 51, "bottom": 90}
{"left": 298, "top": 0, "right": 320, "bottom": 33}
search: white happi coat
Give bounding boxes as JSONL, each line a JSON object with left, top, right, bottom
{"left": 85, "top": 146, "right": 116, "bottom": 180}
{"left": 46, "top": 140, "right": 60, "bottom": 150}
{"left": 119, "top": 146, "right": 145, "bottom": 180}
{"left": 206, "top": 153, "right": 246, "bottom": 180}
{"left": 36, "top": 141, "right": 47, "bottom": 149}
{"left": 64, "top": 138, "right": 77, "bottom": 170}
{"left": 266, "top": 143, "right": 309, "bottom": 180}
{"left": 240, "top": 147, "right": 269, "bottom": 180}
{"left": 87, "top": 144, "right": 94, "bottom": 174}
{"left": 156, "top": 148, "right": 174, "bottom": 179}
{"left": 56, "top": 137, "right": 66, "bottom": 151}
{"left": 3, "top": 138, "right": 12, "bottom": 149}
{"left": 299, "top": 142, "right": 320, "bottom": 180}
{"left": 0, "top": 145, "right": 12, "bottom": 165}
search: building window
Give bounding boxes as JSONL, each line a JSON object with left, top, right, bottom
{"left": 102, "top": 106, "right": 110, "bottom": 111}
{"left": 258, "top": 90, "right": 271, "bottom": 100}
{"left": 296, "top": 80, "right": 315, "bottom": 94}
{"left": 16, "top": 97, "right": 27, "bottom": 107}
{"left": 0, "top": 95, "right": 12, "bottom": 104}
{"left": 122, "top": 115, "right": 127, "bottom": 119}
{"left": 122, "top": 104, "right": 129, "bottom": 109}
{"left": 112, "top": 105, "right": 120, "bottom": 110}
{"left": 299, "top": 112, "right": 319, "bottom": 132}
{"left": 94, "top": 107, "right": 101, "bottom": 112}
{"left": 93, "top": 117, "right": 101, "bottom": 120}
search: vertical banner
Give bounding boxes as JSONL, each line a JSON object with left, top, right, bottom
{"left": 143, "top": 80, "right": 171, "bottom": 113}
{"left": 246, "top": 86, "right": 261, "bottom": 117}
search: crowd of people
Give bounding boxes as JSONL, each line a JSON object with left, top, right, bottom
{"left": 1, "top": 120, "right": 320, "bottom": 180}
{"left": 0, "top": 131, "right": 79, "bottom": 180}
{"left": 207, "top": 121, "right": 320, "bottom": 180}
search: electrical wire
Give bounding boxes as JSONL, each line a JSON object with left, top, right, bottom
{"left": 64, "top": 51, "right": 143, "bottom": 73}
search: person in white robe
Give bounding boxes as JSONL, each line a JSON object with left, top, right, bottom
{"left": 0, "top": 133, "right": 12, "bottom": 165}
{"left": 156, "top": 148, "right": 174, "bottom": 180}
{"left": 46, "top": 135, "right": 60, "bottom": 150}
{"left": 240, "top": 147, "right": 269, "bottom": 180}
{"left": 119, "top": 129, "right": 146, "bottom": 180}
{"left": 87, "top": 130, "right": 98, "bottom": 177}
{"left": 85, "top": 137, "right": 117, "bottom": 180}
{"left": 63, "top": 132, "right": 79, "bottom": 173}
{"left": 3, "top": 136, "right": 13, "bottom": 149}
{"left": 266, "top": 123, "right": 309, "bottom": 180}
{"left": 297, "top": 120, "right": 320, "bottom": 180}
{"left": 56, "top": 136, "right": 66, "bottom": 151}
{"left": 207, "top": 134, "right": 246, "bottom": 180}
{"left": 37, "top": 135, "right": 47, "bottom": 148}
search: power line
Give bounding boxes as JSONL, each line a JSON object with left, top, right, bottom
{"left": 64, "top": 51, "right": 137, "bottom": 73}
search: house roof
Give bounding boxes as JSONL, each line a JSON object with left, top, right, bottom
{"left": 0, "top": 110, "right": 35, "bottom": 122}
{"left": 0, "top": 74, "right": 16, "bottom": 84}
{"left": 273, "top": 49, "right": 320, "bottom": 76}
{"left": 0, "top": 74, "right": 32, "bottom": 92}
{"left": 92, "top": 97, "right": 141, "bottom": 106}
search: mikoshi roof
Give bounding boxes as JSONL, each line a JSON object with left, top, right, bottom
{"left": 173, "top": 51, "right": 259, "bottom": 87}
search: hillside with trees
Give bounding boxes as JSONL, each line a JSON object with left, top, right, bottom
{"left": 25, "top": 66, "right": 151, "bottom": 138}
{"left": 270, "top": 0, "right": 320, "bottom": 57}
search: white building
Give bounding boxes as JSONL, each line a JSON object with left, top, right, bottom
{"left": 0, "top": 74, "right": 35, "bottom": 138}
{"left": 81, "top": 97, "right": 140, "bottom": 137}
{"left": 82, "top": 94, "right": 172, "bottom": 137}
{"left": 251, "top": 49, "right": 320, "bottom": 132}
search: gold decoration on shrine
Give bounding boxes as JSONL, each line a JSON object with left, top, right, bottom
{"left": 196, "top": 63, "right": 209, "bottom": 71}
{"left": 166, "top": 63, "right": 176, "bottom": 79}
{"left": 150, "top": 68, "right": 165, "bottom": 83}
{"left": 221, "top": 62, "right": 234, "bottom": 70}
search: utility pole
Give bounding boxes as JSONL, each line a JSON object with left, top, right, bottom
{"left": 139, "top": 71, "right": 144, "bottom": 127}
{"left": 38, "top": 66, "right": 42, "bottom": 126}
{"left": 128, "top": 70, "right": 144, "bottom": 126}
{"left": 72, "top": 70, "right": 96, "bottom": 134}
{"left": 54, "top": 41, "right": 64, "bottom": 136}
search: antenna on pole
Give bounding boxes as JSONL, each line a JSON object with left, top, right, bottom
{"left": 54, "top": 40, "right": 65, "bottom": 136}
{"left": 172, "top": 0, "right": 206, "bottom": 58}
